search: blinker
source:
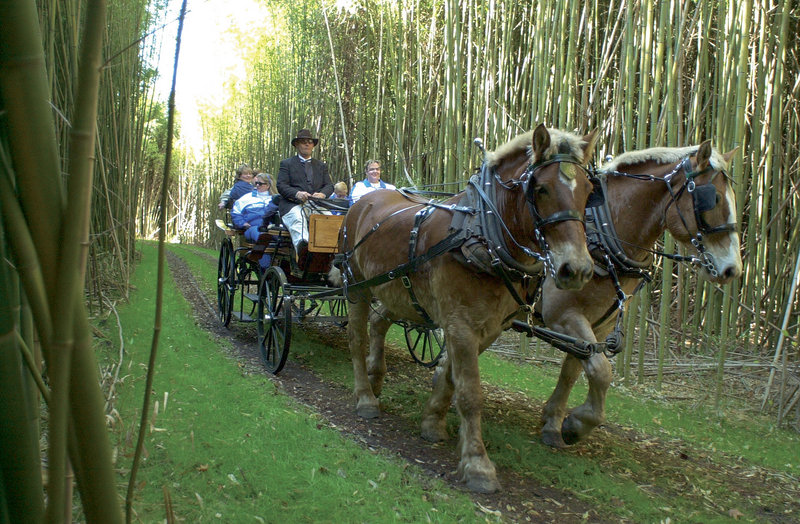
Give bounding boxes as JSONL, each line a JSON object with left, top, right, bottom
{"left": 692, "top": 184, "right": 717, "bottom": 212}
{"left": 585, "top": 177, "right": 605, "bottom": 208}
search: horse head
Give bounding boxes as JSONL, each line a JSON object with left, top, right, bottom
{"left": 527, "top": 125, "right": 597, "bottom": 289}
{"left": 489, "top": 125, "right": 597, "bottom": 290}
{"left": 665, "top": 140, "right": 742, "bottom": 283}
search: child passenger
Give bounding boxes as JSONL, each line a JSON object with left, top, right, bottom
{"left": 330, "top": 181, "right": 350, "bottom": 214}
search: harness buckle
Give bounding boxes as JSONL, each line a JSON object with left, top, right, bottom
{"left": 400, "top": 275, "right": 412, "bottom": 289}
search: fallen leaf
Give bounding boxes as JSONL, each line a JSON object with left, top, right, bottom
{"left": 476, "top": 502, "right": 501, "bottom": 516}
{"left": 728, "top": 508, "right": 744, "bottom": 519}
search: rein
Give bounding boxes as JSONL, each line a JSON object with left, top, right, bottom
{"left": 523, "top": 155, "right": 736, "bottom": 360}
{"left": 601, "top": 155, "right": 735, "bottom": 278}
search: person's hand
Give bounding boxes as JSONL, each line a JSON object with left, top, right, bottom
{"left": 296, "top": 191, "right": 310, "bottom": 202}
{"left": 311, "top": 192, "right": 326, "bottom": 199}
{"left": 244, "top": 223, "right": 251, "bottom": 228}
{"left": 218, "top": 203, "right": 225, "bottom": 209}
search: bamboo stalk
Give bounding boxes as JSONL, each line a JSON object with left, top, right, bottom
{"left": 761, "top": 244, "right": 800, "bottom": 411}
{"left": 125, "top": 3, "right": 187, "bottom": 522}
{"left": 0, "top": 225, "right": 45, "bottom": 521}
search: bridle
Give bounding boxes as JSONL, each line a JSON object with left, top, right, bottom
{"left": 606, "top": 154, "right": 736, "bottom": 278}
{"left": 488, "top": 153, "right": 591, "bottom": 278}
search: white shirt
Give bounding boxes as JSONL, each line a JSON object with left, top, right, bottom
{"left": 350, "top": 178, "right": 396, "bottom": 203}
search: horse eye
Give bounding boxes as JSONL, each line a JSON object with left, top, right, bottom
{"left": 535, "top": 185, "right": 549, "bottom": 197}
{"left": 715, "top": 193, "right": 721, "bottom": 205}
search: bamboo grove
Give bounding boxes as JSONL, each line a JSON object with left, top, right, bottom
{"left": 1, "top": 0, "right": 169, "bottom": 520}
{"left": 186, "top": 0, "right": 799, "bottom": 416}
{"left": 0, "top": 0, "right": 798, "bottom": 519}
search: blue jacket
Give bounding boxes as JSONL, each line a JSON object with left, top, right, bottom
{"left": 231, "top": 191, "right": 278, "bottom": 229}
{"left": 223, "top": 180, "right": 255, "bottom": 208}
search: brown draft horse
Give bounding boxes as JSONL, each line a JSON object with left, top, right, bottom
{"left": 535, "top": 140, "right": 742, "bottom": 447}
{"left": 336, "top": 125, "right": 598, "bottom": 493}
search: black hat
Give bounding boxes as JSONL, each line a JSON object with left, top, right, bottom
{"left": 291, "top": 129, "right": 319, "bottom": 147}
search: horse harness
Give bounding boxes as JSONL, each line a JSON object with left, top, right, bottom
{"left": 531, "top": 153, "right": 737, "bottom": 359}
{"left": 334, "top": 152, "right": 590, "bottom": 329}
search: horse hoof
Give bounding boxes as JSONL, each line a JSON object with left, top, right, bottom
{"left": 541, "top": 429, "right": 568, "bottom": 449}
{"left": 561, "top": 417, "right": 585, "bottom": 445}
{"left": 356, "top": 404, "right": 380, "bottom": 419}
{"left": 420, "top": 427, "right": 448, "bottom": 443}
{"left": 459, "top": 459, "right": 500, "bottom": 493}
{"left": 465, "top": 474, "right": 501, "bottom": 494}
{"left": 420, "top": 419, "right": 448, "bottom": 442}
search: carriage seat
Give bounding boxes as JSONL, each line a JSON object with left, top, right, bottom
{"left": 215, "top": 218, "right": 242, "bottom": 237}
{"left": 245, "top": 222, "right": 293, "bottom": 263}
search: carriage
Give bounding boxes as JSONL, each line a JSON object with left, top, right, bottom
{"left": 215, "top": 204, "right": 445, "bottom": 375}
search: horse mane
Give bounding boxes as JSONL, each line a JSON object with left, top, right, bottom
{"left": 485, "top": 128, "right": 587, "bottom": 168}
{"left": 600, "top": 145, "right": 730, "bottom": 173}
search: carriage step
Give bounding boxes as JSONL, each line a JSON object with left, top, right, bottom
{"left": 231, "top": 311, "right": 256, "bottom": 322}
{"left": 242, "top": 292, "right": 260, "bottom": 303}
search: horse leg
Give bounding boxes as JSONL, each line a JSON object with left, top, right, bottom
{"left": 347, "top": 299, "right": 380, "bottom": 418}
{"left": 561, "top": 352, "right": 612, "bottom": 445}
{"left": 421, "top": 353, "right": 453, "bottom": 442}
{"left": 442, "top": 328, "right": 500, "bottom": 493}
{"left": 541, "top": 355, "right": 583, "bottom": 448}
{"left": 366, "top": 305, "right": 391, "bottom": 396}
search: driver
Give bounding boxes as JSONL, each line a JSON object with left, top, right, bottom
{"left": 276, "top": 129, "right": 334, "bottom": 258}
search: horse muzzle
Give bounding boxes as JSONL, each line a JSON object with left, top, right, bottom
{"left": 551, "top": 250, "right": 594, "bottom": 290}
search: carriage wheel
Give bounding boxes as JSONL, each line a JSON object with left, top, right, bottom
{"left": 216, "top": 238, "right": 234, "bottom": 326}
{"left": 404, "top": 326, "right": 445, "bottom": 367}
{"left": 236, "top": 261, "right": 261, "bottom": 321}
{"left": 257, "top": 267, "right": 291, "bottom": 374}
{"left": 325, "top": 298, "right": 348, "bottom": 327}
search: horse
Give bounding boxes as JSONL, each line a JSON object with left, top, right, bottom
{"left": 335, "top": 125, "right": 599, "bottom": 493}
{"left": 534, "top": 140, "right": 743, "bottom": 448}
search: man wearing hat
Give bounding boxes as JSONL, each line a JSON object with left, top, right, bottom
{"left": 276, "top": 129, "right": 334, "bottom": 257}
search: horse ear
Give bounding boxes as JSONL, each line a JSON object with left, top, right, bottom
{"left": 580, "top": 129, "right": 599, "bottom": 164}
{"left": 531, "top": 124, "right": 550, "bottom": 160}
{"left": 696, "top": 140, "right": 712, "bottom": 170}
{"left": 722, "top": 147, "right": 738, "bottom": 167}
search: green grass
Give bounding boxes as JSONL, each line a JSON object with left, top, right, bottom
{"left": 100, "top": 242, "right": 484, "bottom": 522}
{"left": 124, "top": 241, "right": 800, "bottom": 523}
{"left": 478, "top": 353, "right": 800, "bottom": 472}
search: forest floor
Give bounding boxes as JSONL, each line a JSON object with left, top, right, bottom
{"left": 166, "top": 249, "right": 800, "bottom": 523}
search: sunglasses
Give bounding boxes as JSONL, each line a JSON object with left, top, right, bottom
{"left": 255, "top": 182, "right": 269, "bottom": 186}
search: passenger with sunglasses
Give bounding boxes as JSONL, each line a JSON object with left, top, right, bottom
{"left": 231, "top": 173, "right": 279, "bottom": 268}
